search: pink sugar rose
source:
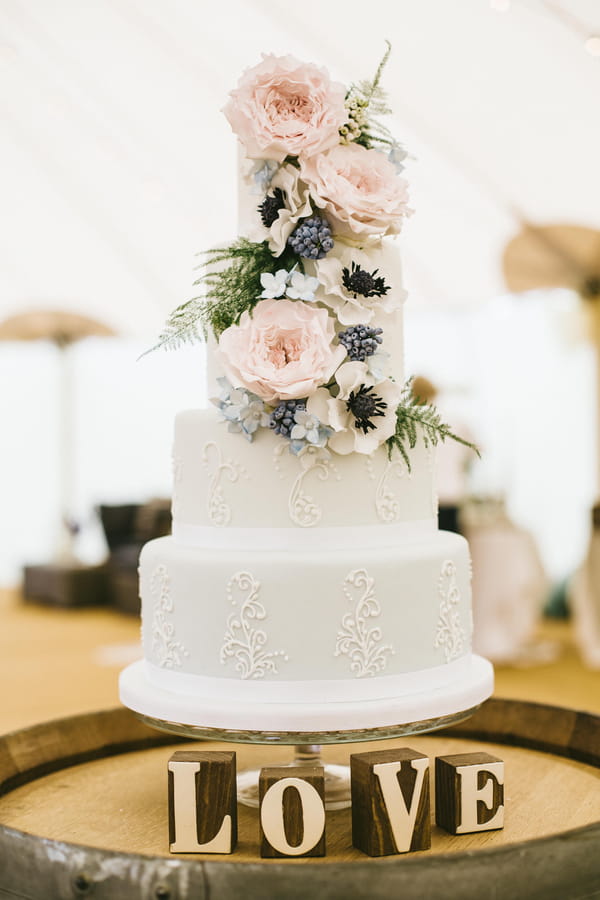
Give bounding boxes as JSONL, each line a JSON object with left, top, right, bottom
{"left": 299, "top": 143, "right": 411, "bottom": 238}
{"left": 216, "top": 299, "right": 346, "bottom": 403}
{"left": 223, "top": 54, "right": 347, "bottom": 162}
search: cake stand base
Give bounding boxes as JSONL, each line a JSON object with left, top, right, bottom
{"left": 236, "top": 745, "right": 352, "bottom": 810}
{"left": 133, "top": 703, "right": 482, "bottom": 810}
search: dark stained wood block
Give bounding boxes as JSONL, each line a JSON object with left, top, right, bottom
{"left": 168, "top": 750, "right": 237, "bottom": 853}
{"left": 23, "top": 562, "right": 108, "bottom": 608}
{"left": 435, "top": 751, "right": 504, "bottom": 834}
{"left": 259, "top": 766, "right": 326, "bottom": 858}
{"left": 350, "top": 747, "right": 431, "bottom": 856}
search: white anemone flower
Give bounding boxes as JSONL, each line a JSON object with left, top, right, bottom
{"left": 307, "top": 361, "right": 402, "bottom": 455}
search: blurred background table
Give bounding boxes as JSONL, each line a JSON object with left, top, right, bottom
{"left": 1, "top": 586, "right": 598, "bottom": 735}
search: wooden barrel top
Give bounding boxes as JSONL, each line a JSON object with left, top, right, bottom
{"left": 0, "top": 698, "right": 599, "bottom": 899}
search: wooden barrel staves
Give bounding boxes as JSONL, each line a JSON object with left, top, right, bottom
{"left": 0, "top": 698, "right": 599, "bottom": 899}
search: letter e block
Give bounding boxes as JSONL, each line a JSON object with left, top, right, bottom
{"left": 350, "top": 748, "right": 431, "bottom": 856}
{"left": 435, "top": 752, "right": 504, "bottom": 834}
{"left": 259, "top": 766, "right": 326, "bottom": 858}
{"left": 168, "top": 750, "right": 237, "bottom": 853}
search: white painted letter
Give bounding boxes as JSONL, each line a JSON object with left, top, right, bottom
{"left": 372, "top": 758, "right": 429, "bottom": 852}
{"left": 260, "top": 776, "right": 325, "bottom": 856}
{"left": 168, "top": 760, "right": 232, "bottom": 853}
{"left": 456, "top": 761, "right": 504, "bottom": 833}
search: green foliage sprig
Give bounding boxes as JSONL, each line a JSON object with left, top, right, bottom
{"left": 142, "top": 238, "right": 299, "bottom": 355}
{"left": 386, "top": 378, "right": 480, "bottom": 471}
{"left": 345, "top": 41, "right": 396, "bottom": 151}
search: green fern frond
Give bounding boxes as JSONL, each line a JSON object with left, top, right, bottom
{"left": 141, "top": 238, "right": 301, "bottom": 356}
{"left": 139, "top": 298, "right": 205, "bottom": 358}
{"left": 385, "top": 377, "right": 480, "bottom": 472}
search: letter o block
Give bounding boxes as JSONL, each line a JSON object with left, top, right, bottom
{"left": 435, "top": 752, "right": 504, "bottom": 834}
{"left": 259, "top": 766, "right": 326, "bottom": 858}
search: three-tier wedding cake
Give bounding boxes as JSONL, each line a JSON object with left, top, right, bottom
{"left": 119, "top": 49, "right": 493, "bottom": 735}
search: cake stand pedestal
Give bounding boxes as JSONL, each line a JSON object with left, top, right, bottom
{"left": 133, "top": 703, "right": 482, "bottom": 810}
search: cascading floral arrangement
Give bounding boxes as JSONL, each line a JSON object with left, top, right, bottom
{"left": 151, "top": 44, "right": 476, "bottom": 467}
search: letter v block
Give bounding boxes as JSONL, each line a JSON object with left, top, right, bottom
{"left": 168, "top": 750, "right": 237, "bottom": 853}
{"left": 350, "top": 748, "right": 431, "bottom": 856}
{"left": 435, "top": 752, "right": 504, "bottom": 834}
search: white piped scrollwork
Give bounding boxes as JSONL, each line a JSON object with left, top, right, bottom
{"left": 150, "top": 564, "right": 189, "bottom": 668}
{"left": 375, "top": 457, "right": 410, "bottom": 523}
{"left": 220, "top": 572, "right": 288, "bottom": 679}
{"left": 171, "top": 452, "right": 184, "bottom": 517}
{"left": 434, "top": 560, "right": 466, "bottom": 662}
{"left": 275, "top": 445, "right": 338, "bottom": 528}
{"left": 202, "top": 441, "right": 244, "bottom": 526}
{"left": 334, "top": 569, "right": 394, "bottom": 677}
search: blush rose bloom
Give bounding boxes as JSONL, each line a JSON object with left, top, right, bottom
{"left": 216, "top": 299, "right": 346, "bottom": 403}
{"left": 223, "top": 54, "right": 347, "bottom": 162}
{"left": 299, "top": 143, "right": 411, "bottom": 238}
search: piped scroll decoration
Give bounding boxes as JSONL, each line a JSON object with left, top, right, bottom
{"left": 202, "top": 440, "right": 245, "bottom": 526}
{"left": 220, "top": 571, "right": 289, "bottom": 679}
{"left": 274, "top": 444, "right": 338, "bottom": 528}
{"left": 150, "top": 564, "right": 189, "bottom": 668}
{"left": 334, "top": 568, "right": 394, "bottom": 677}
{"left": 434, "top": 560, "right": 467, "bottom": 662}
{"left": 375, "top": 456, "right": 410, "bottom": 523}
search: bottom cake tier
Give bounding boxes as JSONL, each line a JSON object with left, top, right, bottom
{"left": 119, "top": 531, "right": 493, "bottom": 732}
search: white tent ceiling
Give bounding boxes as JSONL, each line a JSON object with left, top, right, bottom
{"left": 1, "top": 0, "right": 599, "bottom": 337}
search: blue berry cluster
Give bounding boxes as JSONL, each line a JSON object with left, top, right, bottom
{"left": 269, "top": 399, "right": 307, "bottom": 437}
{"left": 338, "top": 325, "right": 383, "bottom": 362}
{"left": 287, "top": 216, "right": 334, "bottom": 259}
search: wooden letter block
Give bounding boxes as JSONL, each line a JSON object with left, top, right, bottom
{"left": 350, "top": 748, "right": 430, "bottom": 856}
{"left": 259, "top": 766, "right": 326, "bottom": 858}
{"left": 168, "top": 750, "right": 237, "bottom": 853}
{"left": 435, "top": 752, "right": 504, "bottom": 834}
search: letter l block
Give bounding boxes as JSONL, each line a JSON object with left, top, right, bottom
{"left": 168, "top": 750, "right": 237, "bottom": 853}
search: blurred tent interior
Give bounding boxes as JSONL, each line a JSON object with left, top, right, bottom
{"left": 1, "top": 0, "right": 600, "bottom": 679}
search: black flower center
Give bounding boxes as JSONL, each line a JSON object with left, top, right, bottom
{"left": 258, "top": 188, "right": 286, "bottom": 228}
{"left": 342, "top": 261, "right": 391, "bottom": 299}
{"left": 346, "top": 384, "right": 388, "bottom": 434}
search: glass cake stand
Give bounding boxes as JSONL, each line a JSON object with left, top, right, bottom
{"left": 134, "top": 704, "right": 482, "bottom": 810}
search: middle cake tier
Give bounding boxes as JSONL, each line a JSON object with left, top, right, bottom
{"left": 172, "top": 408, "right": 438, "bottom": 539}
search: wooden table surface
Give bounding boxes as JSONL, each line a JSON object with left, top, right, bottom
{"left": 0, "top": 586, "right": 599, "bottom": 736}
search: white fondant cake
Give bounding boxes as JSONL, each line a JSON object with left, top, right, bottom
{"left": 120, "top": 50, "right": 493, "bottom": 734}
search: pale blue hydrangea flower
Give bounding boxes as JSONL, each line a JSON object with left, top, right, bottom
{"left": 251, "top": 159, "right": 279, "bottom": 194}
{"left": 286, "top": 271, "right": 320, "bottom": 302}
{"left": 366, "top": 349, "right": 391, "bottom": 382}
{"left": 211, "top": 377, "right": 270, "bottom": 441}
{"left": 260, "top": 269, "right": 289, "bottom": 299}
{"left": 289, "top": 409, "right": 332, "bottom": 455}
{"left": 388, "top": 142, "right": 408, "bottom": 174}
